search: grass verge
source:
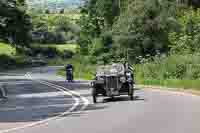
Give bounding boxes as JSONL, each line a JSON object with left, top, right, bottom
{"left": 56, "top": 56, "right": 96, "bottom": 80}
{"left": 135, "top": 54, "right": 200, "bottom": 91}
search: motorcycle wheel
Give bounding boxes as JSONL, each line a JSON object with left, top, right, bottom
{"left": 129, "top": 84, "right": 134, "bottom": 100}
{"left": 92, "top": 88, "right": 97, "bottom": 103}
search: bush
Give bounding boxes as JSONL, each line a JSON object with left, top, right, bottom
{"left": 136, "top": 54, "right": 200, "bottom": 81}
{"left": 26, "top": 46, "right": 60, "bottom": 58}
{"left": 61, "top": 50, "right": 74, "bottom": 59}
{"left": 169, "top": 9, "right": 200, "bottom": 54}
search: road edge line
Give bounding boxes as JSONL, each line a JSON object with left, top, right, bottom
{"left": 136, "top": 85, "right": 199, "bottom": 97}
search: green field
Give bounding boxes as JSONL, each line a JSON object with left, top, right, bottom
{"left": 31, "top": 43, "right": 79, "bottom": 53}
{"left": 0, "top": 42, "right": 16, "bottom": 56}
{"left": 0, "top": 43, "right": 78, "bottom": 56}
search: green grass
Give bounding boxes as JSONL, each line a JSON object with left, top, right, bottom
{"left": 31, "top": 43, "right": 78, "bottom": 53}
{"left": 135, "top": 54, "right": 200, "bottom": 90}
{"left": 54, "top": 44, "right": 78, "bottom": 53}
{"left": 0, "top": 42, "right": 16, "bottom": 56}
{"left": 56, "top": 56, "right": 96, "bottom": 80}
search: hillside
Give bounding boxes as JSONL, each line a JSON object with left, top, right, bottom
{"left": 27, "top": 0, "right": 83, "bottom": 9}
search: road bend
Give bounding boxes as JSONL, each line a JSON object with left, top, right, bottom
{"left": 0, "top": 66, "right": 200, "bottom": 133}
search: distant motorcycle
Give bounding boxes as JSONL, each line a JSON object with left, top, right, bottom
{"left": 66, "top": 69, "right": 73, "bottom": 82}
{"left": 66, "top": 64, "right": 74, "bottom": 82}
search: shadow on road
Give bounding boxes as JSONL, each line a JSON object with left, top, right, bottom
{"left": 103, "top": 95, "right": 145, "bottom": 103}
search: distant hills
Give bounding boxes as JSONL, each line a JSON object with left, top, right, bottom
{"left": 27, "top": 0, "right": 83, "bottom": 10}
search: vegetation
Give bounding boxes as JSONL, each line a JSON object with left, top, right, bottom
{"left": 57, "top": 55, "right": 96, "bottom": 80}
{"left": 0, "top": 43, "right": 16, "bottom": 56}
{"left": 134, "top": 8, "right": 200, "bottom": 90}
{"left": 0, "top": 0, "right": 31, "bottom": 47}
{"left": 135, "top": 54, "right": 200, "bottom": 89}
{"left": 30, "top": 13, "right": 80, "bottom": 44}
{"left": 32, "top": 43, "right": 78, "bottom": 53}
{"left": 73, "top": 0, "right": 200, "bottom": 90}
{"left": 2, "top": 0, "right": 200, "bottom": 91}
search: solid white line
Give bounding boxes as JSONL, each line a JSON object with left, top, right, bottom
{"left": 41, "top": 80, "right": 90, "bottom": 111}
{"left": 0, "top": 81, "right": 79, "bottom": 133}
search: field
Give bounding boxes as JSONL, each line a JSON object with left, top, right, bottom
{"left": 0, "top": 43, "right": 78, "bottom": 56}
{"left": 0, "top": 42, "right": 16, "bottom": 56}
{"left": 31, "top": 43, "right": 78, "bottom": 53}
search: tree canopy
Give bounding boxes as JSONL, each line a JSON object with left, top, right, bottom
{"left": 0, "top": 0, "right": 31, "bottom": 47}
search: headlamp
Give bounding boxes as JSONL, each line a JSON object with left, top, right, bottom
{"left": 120, "top": 76, "right": 126, "bottom": 83}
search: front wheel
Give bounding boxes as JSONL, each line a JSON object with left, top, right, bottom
{"left": 129, "top": 84, "right": 134, "bottom": 100}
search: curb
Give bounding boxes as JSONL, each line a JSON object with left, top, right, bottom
{"left": 136, "top": 84, "right": 200, "bottom": 97}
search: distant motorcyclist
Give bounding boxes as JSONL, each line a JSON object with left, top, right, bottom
{"left": 66, "top": 64, "right": 74, "bottom": 82}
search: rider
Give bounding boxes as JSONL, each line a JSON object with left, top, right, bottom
{"left": 124, "top": 61, "right": 134, "bottom": 72}
{"left": 66, "top": 64, "right": 74, "bottom": 82}
{"left": 124, "top": 61, "right": 134, "bottom": 83}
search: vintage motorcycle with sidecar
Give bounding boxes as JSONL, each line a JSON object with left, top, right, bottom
{"left": 91, "top": 63, "right": 134, "bottom": 103}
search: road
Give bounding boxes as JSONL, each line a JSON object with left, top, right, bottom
{"left": 1, "top": 66, "right": 200, "bottom": 133}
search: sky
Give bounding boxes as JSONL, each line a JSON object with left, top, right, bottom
{"left": 27, "top": 0, "right": 83, "bottom": 8}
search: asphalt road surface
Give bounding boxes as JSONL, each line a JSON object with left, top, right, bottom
{"left": 1, "top": 66, "right": 200, "bottom": 133}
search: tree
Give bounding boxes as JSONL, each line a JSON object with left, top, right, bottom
{"left": 45, "top": 9, "right": 50, "bottom": 14}
{"left": 59, "top": 9, "right": 65, "bottom": 14}
{"left": 113, "top": 0, "right": 179, "bottom": 57}
{"left": 0, "top": 0, "right": 31, "bottom": 47}
{"left": 78, "top": 0, "right": 120, "bottom": 55}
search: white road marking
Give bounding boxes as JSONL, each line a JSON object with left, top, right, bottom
{"left": 0, "top": 85, "right": 6, "bottom": 98}
{"left": 0, "top": 70, "right": 90, "bottom": 133}
{"left": 39, "top": 80, "right": 90, "bottom": 111}
{"left": 0, "top": 75, "right": 83, "bottom": 133}
{"left": 24, "top": 72, "right": 32, "bottom": 79}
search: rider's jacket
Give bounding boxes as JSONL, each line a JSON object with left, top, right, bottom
{"left": 66, "top": 64, "right": 73, "bottom": 71}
